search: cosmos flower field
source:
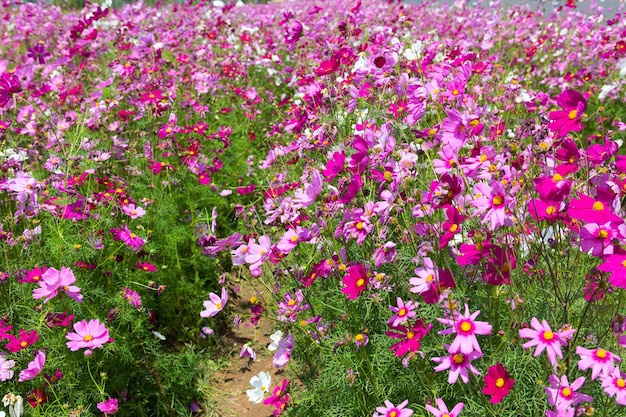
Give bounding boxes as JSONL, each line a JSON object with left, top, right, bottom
{"left": 1, "top": 0, "right": 626, "bottom": 415}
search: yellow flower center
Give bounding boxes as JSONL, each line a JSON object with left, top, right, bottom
{"left": 592, "top": 201, "right": 604, "bottom": 211}
{"left": 20, "top": 341, "right": 27, "bottom": 347}
{"left": 553, "top": 173, "right": 563, "bottom": 181}
{"left": 356, "top": 278, "right": 365, "bottom": 288}
{"left": 599, "top": 229, "right": 609, "bottom": 239}
{"left": 356, "top": 222, "right": 364, "bottom": 230}
{"left": 216, "top": 302, "right": 222, "bottom": 309}
{"left": 496, "top": 378, "right": 505, "bottom": 388}
{"left": 546, "top": 206, "right": 556, "bottom": 215}
{"left": 617, "top": 378, "right": 625, "bottom": 388}
{"left": 398, "top": 308, "right": 407, "bottom": 317}
{"left": 492, "top": 195, "right": 504, "bottom": 206}
{"left": 426, "top": 274, "right": 434, "bottom": 283}
{"left": 84, "top": 334, "right": 93, "bottom": 342}
{"left": 452, "top": 89, "right": 459, "bottom": 95}
{"left": 453, "top": 353, "right": 465, "bottom": 364}
{"left": 290, "top": 235, "right": 298, "bottom": 242}
{"left": 480, "top": 154, "right": 488, "bottom": 163}
{"left": 568, "top": 109, "right": 578, "bottom": 120}
{"left": 355, "top": 334, "right": 364, "bottom": 342}
{"left": 596, "top": 349, "right": 607, "bottom": 359}
{"left": 450, "top": 224, "right": 458, "bottom": 232}
{"left": 390, "top": 412, "right": 397, "bottom": 417}
{"left": 543, "top": 330, "right": 554, "bottom": 341}
{"left": 460, "top": 321, "right": 472, "bottom": 332}
{"left": 288, "top": 299, "right": 296, "bottom": 307}
{"left": 561, "top": 387, "right": 572, "bottom": 397}
{"left": 384, "top": 171, "right": 393, "bottom": 182}
{"left": 406, "top": 331, "right": 415, "bottom": 339}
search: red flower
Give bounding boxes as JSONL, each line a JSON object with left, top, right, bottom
{"left": 5, "top": 329, "right": 39, "bottom": 353}
{"left": 27, "top": 388, "right": 47, "bottom": 408}
{"left": 483, "top": 363, "right": 515, "bottom": 404}
{"left": 386, "top": 319, "right": 431, "bottom": 358}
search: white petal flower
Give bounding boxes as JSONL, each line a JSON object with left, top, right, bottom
{"left": 246, "top": 371, "right": 271, "bottom": 404}
{"left": 267, "top": 330, "right": 283, "bottom": 351}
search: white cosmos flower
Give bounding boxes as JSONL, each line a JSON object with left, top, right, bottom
{"left": 246, "top": 372, "right": 271, "bottom": 404}
{"left": 267, "top": 330, "right": 283, "bottom": 351}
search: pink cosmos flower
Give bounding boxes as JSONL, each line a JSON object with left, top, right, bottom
{"left": 18, "top": 351, "right": 45, "bottom": 382}
{"left": 5, "top": 329, "right": 39, "bottom": 353}
{"left": 321, "top": 151, "right": 345, "bottom": 182}
{"left": 97, "top": 398, "right": 119, "bottom": 415}
{"left": 200, "top": 287, "right": 228, "bottom": 318}
{"left": 66, "top": 319, "right": 111, "bottom": 351}
{"left": 579, "top": 222, "right": 621, "bottom": 256}
{"left": 121, "top": 203, "right": 146, "bottom": 219}
{"left": 432, "top": 346, "right": 482, "bottom": 384}
{"left": 598, "top": 254, "right": 626, "bottom": 288}
{"left": 386, "top": 319, "right": 431, "bottom": 358}
{"left": 601, "top": 367, "right": 626, "bottom": 405}
{"left": 567, "top": 195, "right": 621, "bottom": 224}
{"left": 545, "top": 374, "right": 592, "bottom": 411}
{"left": 388, "top": 297, "right": 417, "bottom": 328}
{"left": 32, "top": 266, "right": 83, "bottom": 303}
{"left": 372, "top": 242, "right": 397, "bottom": 267}
{"left": 470, "top": 181, "right": 512, "bottom": 230}
{"left": 0, "top": 352, "right": 15, "bottom": 381}
{"left": 548, "top": 89, "right": 587, "bottom": 139}
{"left": 437, "top": 304, "right": 493, "bottom": 354}
{"left": 341, "top": 264, "right": 368, "bottom": 300}
{"left": 373, "top": 399, "right": 413, "bottom": 417}
{"left": 110, "top": 226, "right": 145, "bottom": 251}
{"left": 425, "top": 398, "right": 464, "bottom": 417}
{"left": 518, "top": 318, "right": 576, "bottom": 368}
{"left": 245, "top": 235, "right": 271, "bottom": 269}
{"left": 273, "top": 334, "right": 294, "bottom": 368}
{"left": 577, "top": 346, "right": 621, "bottom": 380}
{"left": 440, "top": 206, "right": 465, "bottom": 248}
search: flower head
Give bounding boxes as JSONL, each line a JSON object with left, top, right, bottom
{"left": 200, "top": 287, "right": 228, "bottom": 318}
{"left": 246, "top": 371, "right": 271, "bottom": 404}
{"left": 18, "top": 351, "right": 45, "bottom": 382}
{"left": 437, "top": 304, "right": 492, "bottom": 354}
{"left": 342, "top": 263, "right": 369, "bottom": 300}
{"left": 425, "top": 398, "right": 464, "bottom": 417}
{"left": 519, "top": 318, "right": 576, "bottom": 368}
{"left": 373, "top": 399, "right": 414, "bottom": 417}
{"left": 576, "top": 346, "right": 620, "bottom": 380}
{"left": 601, "top": 367, "right": 626, "bottom": 405}
{"left": 97, "top": 398, "right": 119, "bottom": 415}
{"left": 482, "top": 363, "right": 514, "bottom": 404}
{"left": 66, "top": 319, "right": 111, "bottom": 352}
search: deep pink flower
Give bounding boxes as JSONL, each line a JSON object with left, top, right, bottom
{"left": 470, "top": 181, "right": 513, "bottom": 230}
{"left": 341, "top": 264, "right": 368, "bottom": 300}
{"left": 519, "top": 318, "right": 576, "bottom": 368}
{"left": 580, "top": 222, "right": 621, "bottom": 256}
{"left": 386, "top": 319, "right": 431, "bottom": 358}
{"left": 598, "top": 254, "right": 626, "bottom": 288}
{"left": 437, "top": 304, "right": 493, "bottom": 354}
{"left": 66, "top": 319, "right": 111, "bottom": 351}
{"left": 548, "top": 90, "right": 587, "bottom": 139}
{"left": 18, "top": 351, "right": 45, "bottom": 382}
{"left": 5, "top": 329, "right": 39, "bottom": 353}
{"left": 483, "top": 363, "right": 515, "bottom": 404}
{"left": 97, "top": 398, "right": 119, "bottom": 415}
{"left": 0, "top": 72, "right": 21, "bottom": 107}
{"left": 439, "top": 206, "right": 465, "bottom": 248}
{"left": 110, "top": 226, "right": 145, "bottom": 251}
{"left": 567, "top": 195, "right": 621, "bottom": 224}
{"left": 136, "top": 262, "right": 157, "bottom": 272}
{"left": 388, "top": 297, "right": 418, "bottom": 328}
{"left": 322, "top": 151, "right": 345, "bottom": 182}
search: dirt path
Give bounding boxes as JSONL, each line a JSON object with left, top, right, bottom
{"left": 208, "top": 283, "right": 282, "bottom": 417}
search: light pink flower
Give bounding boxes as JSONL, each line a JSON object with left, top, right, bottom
{"left": 432, "top": 346, "right": 482, "bottom": 384}
{"left": 373, "top": 399, "right": 413, "bottom": 417}
{"left": 576, "top": 346, "right": 620, "bottom": 380}
{"left": 18, "top": 351, "right": 45, "bottom": 382}
{"left": 519, "top": 318, "right": 575, "bottom": 368}
{"left": 200, "top": 287, "right": 228, "bottom": 318}
{"left": 601, "top": 367, "right": 626, "bottom": 405}
{"left": 0, "top": 352, "right": 15, "bottom": 381}
{"left": 437, "top": 304, "right": 492, "bottom": 354}
{"left": 32, "top": 266, "right": 83, "bottom": 303}
{"left": 121, "top": 203, "right": 146, "bottom": 219}
{"left": 425, "top": 398, "right": 464, "bottom": 417}
{"left": 545, "top": 374, "right": 592, "bottom": 411}
{"left": 66, "top": 319, "right": 111, "bottom": 351}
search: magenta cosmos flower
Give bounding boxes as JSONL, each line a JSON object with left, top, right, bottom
{"left": 437, "top": 304, "right": 492, "bottom": 354}
{"left": 373, "top": 399, "right": 413, "bottom": 417}
{"left": 66, "top": 319, "right": 111, "bottom": 351}
{"left": 200, "top": 287, "right": 228, "bottom": 318}
{"left": 341, "top": 263, "right": 368, "bottom": 300}
{"left": 432, "top": 346, "right": 482, "bottom": 384}
{"left": 386, "top": 320, "right": 431, "bottom": 358}
{"left": 518, "top": 318, "right": 575, "bottom": 368}
{"left": 548, "top": 89, "right": 587, "bottom": 139}
{"left": 425, "top": 398, "right": 464, "bottom": 417}
{"left": 545, "top": 374, "right": 592, "bottom": 411}
{"left": 576, "top": 346, "right": 621, "bottom": 380}
{"left": 97, "top": 398, "right": 119, "bottom": 415}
